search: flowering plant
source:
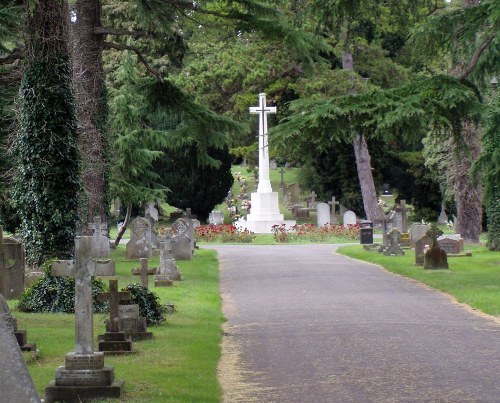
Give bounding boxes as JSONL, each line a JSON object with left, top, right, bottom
{"left": 195, "top": 224, "right": 256, "bottom": 243}
{"left": 272, "top": 223, "right": 359, "bottom": 243}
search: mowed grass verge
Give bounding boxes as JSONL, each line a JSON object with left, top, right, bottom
{"left": 11, "top": 247, "right": 223, "bottom": 402}
{"left": 337, "top": 244, "right": 500, "bottom": 318}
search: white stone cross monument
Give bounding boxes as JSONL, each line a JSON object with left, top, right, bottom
{"left": 240, "top": 93, "right": 295, "bottom": 233}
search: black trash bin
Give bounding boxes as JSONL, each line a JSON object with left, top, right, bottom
{"left": 359, "top": 220, "right": 373, "bottom": 244}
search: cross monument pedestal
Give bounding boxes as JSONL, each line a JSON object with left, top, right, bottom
{"left": 239, "top": 93, "right": 295, "bottom": 233}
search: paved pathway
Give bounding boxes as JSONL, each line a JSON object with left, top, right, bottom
{"left": 207, "top": 244, "right": 500, "bottom": 403}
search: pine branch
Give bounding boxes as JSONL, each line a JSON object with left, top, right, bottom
{"left": 94, "top": 26, "right": 147, "bottom": 38}
{"left": 103, "top": 41, "right": 163, "bottom": 82}
{"left": 454, "top": 32, "right": 496, "bottom": 82}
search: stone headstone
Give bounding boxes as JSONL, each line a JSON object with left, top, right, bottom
{"left": 173, "top": 217, "right": 194, "bottom": 253}
{"left": 285, "top": 183, "right": 301, "bottom": 206}
{"left": 316, "top": 203, "right": 331, "bottom": 227}
{"left": 383, "top": 228, "right": 405, "bottom": 256}
{"left": 46, "top": 237, "right": 124, "bottom": 402}
{"left": 437, "top": 203, "right": 448, "bottom": 224}
{"left": 114, "top": 304, "right": 152, "bottom": 341}
{"left": 414, "top": 235, "right": 432, "bottom": 266}
{"left": 0, "top": 319, "right": 40, "bottom": 403}
{"left": 269, "top": 159, "right": 278, "bottom": 170}
{"left": 422, "top": 225, "right": 449, "bottom": 270}
{"left": 126, "top": 217, "right": 152, "bottom": 259}
{"left": 0, "top": 228, "right": 25, "bottom": 299}
{"left": 437, "top": 238, "right": 462, "bottom": 255}
{"left": 171, "top": 234, "right": 191, "bottom": 261}
{"left": 145, "top": 202, "right": 159, "bottom": 222}
{"left": 145, "top": 214, "right": 159, "bottom": 249}
{"left": 437, "top": 234, "right": 464, "bottom": 254}
{"left": 343, "top": 210, "right": 356, "bottom": 227}
{"left": 155, "top": 234, "right": 181, "bottom": 286}
{"left": 209, "top": 211, "right": 224, "bottom": 225}
{"left": 88, "top": 216, "right": 110, "bottom": 258}
{"left": 97, "top": 280, "right": 134, "bottom": 354}
{"left": 410, "top": 224, "right": 431, "bottom": 247}
{"left": 388, "top": 208, "right": 403, "bottom": 233}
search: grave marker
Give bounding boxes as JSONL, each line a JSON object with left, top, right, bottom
{"left": 45, "top": 237, "right": 124, "bottom": 402}
{"left": 0, "top": 227, "right": 25, "bottom": 299}
{"left": 316, "top": 203, "right": 331, "bottom": 227}
{"left": 343, "top": 210, "right": 357, "bottom": 227}
{"left": 88, "top": 216, "right": 110, "bottom": 257}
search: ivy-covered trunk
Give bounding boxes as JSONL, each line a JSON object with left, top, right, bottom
{"left": 13, "top": 0, "right": 79, "bottom": 266}
{"left": 73, "top": 0, "right": 109, "bottom": 227}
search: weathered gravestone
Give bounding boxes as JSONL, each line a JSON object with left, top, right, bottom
{"left": 0, "top": 227, "right": 25, "bottom": 299}
{"left": 437, "top": 237, "right": 463, "bottom": 255}
{"left": 97, "top": 280, "right": 134, "bottom": 354}
{"left": 410, "top": 223, "right": 431, "bottom": 247}
{"left": 126, "top": 217, "right": 152, "bottom": 259}
{"left": 208, "top": 211, "right": 224, "bottom": 225}
{"left": 145, "top": 201, "right": 159, "bottom": 222}
{"left": 414, "top": 235, "right": 432, "bottom": 266}
{"left": 1, "top": 293, "right": 36, "bottom": 351}
{"left": 328, "top": 196, "right": 340, "bottom": 224}
{"left": 383, "top": 228, "right": 405, "bottom": 256}
{"left": 423, "top": 225, "right": 449, "bottom": 270}
{"left": 155, "top": 234, "right": 181, "bottom": 286}
{"left": 437, "top": 203, "right": 448, "bottom": 225}
{"left": 343, "top": 210, "right": 357, "bottom": 227}
{"left": 88, "top": 216, "right": 110, "bottom": 258}
{"left": 285, "top": 183, "right": 301, "bottom": 208}
{"left": 46, "top": 237, "right": 124, "bottom": 402}
{"left": 316, "top": 203, "right": 331, "bottom": 227}
{"left": 172, "top": 218, "right": 193, "bottom": 260}
{"left": 0, "top": 318, "right": 40, "bottom": 403}
{"left": 116, "top": 303, "right": 152, "bottom": 341}
{"left": 145, "top": 213, "right": 159, "bottom": 250}
{"left": 388, "top": 207, "right": 403, "bottom": 233}
{"left": 292, "top": 204, "right": 309, "bottom": 220}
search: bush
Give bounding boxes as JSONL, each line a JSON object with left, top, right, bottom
{"left": 271, "top": 223, "right": 359, "bottom": 243}
{"left": 17, "top": 261, "right": 107, "bottom": 313}
{"left": 123, "top": 284, "right": 166, "bottom": 325}
{"left": 195, "top": 224, "right": 256, "bottom": 243}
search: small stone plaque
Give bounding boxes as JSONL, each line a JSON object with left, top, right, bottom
{"left": 65, "top": 353, "right": 104, "bottom": 370}
{"left": 118, "top": 305, "right": 140, "bottom": 319}
{"left": 55, "top": 366, "right": 115, "bottom": 387}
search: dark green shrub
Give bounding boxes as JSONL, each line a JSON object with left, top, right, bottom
{"left": 17, "top": 261, "right": 107, "bottom": 313}
{"left": 124, "top": 284, "right": 166, "bottom": 325}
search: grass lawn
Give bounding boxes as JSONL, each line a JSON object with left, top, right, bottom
{"left": 11, "top": 246, "right": 223, "bottom": 402}
{"left": 337, "top": 244, "right": 500, "bottom": 318}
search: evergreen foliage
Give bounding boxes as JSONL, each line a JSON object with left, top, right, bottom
{"left": 17, "top": 260, "right": 107, "bottom": 313}
{"left": 12, "top": 1, "right": 79, "bottom": 265}
{"left": 154, "top": 144, "right": 234, "bottom": 221}
{"left": 124, "top": 283, "right": 166, "bottom": 325}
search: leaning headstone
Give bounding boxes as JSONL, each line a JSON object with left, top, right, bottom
{"left": 97, "top": 280, "right": 134, "bottom": 354}
{"left": 423, "top": 225, "right": 449, "bottom": 270}
{"left": 383, "top": 228, "right": 405, "bottom": 256}
{"left": 316, "top": 203, "right": 331, "bottom": 227}
{"left": 46, "top": 237, "right": 124, "bottom": 402}
{"left": 0, "top": 227, "right": 25, "bottom": 299}
{"left": 126, "top": 217, "right": 152, "bottom": 259}
{"left": 1, "top": 293, "right": 36, "bottom": 351}
{"left": 0, "top": 319, "right": 40, "bottom": 403}
{"left": 88, "top": 216, "right": 110, "bottom": 258}
{"left": 343, "top": 210, "right": 357, "bottom": 227}
{"left": 437, "top": 203, "right": 448, "bottom": 224}
{"left": 410, "top": 224, "right": 431, "bottom": 247}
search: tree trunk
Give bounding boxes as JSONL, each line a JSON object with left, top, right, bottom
{"left": 73, "top": 0, "right": 108, "bottom": 227}
{"left": 114, "top": 203, "right": 132, "bottom": 247}
{"left": 342, "top": 52, "right": 381, "bottom": 222}
{"left": 452, "top": 121, "right": 482, "bottom": 242}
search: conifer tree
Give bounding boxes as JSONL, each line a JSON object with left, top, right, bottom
{"left": 13, "top": 0, "right": 79, "bottom": 265}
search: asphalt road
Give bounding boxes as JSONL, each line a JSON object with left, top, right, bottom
{"left": 207, "top": 244, "right": 500, "bottom": 403}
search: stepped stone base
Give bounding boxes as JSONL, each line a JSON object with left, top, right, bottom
{"left": 45, "top": 380, "right": 124, "bottom": 402}
{"left": 98, "top": 331, "right": 133, "bottom": 354}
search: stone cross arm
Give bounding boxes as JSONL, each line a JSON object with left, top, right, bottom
{"left": 51, "top": 259, "right": 115, "bottom": 277}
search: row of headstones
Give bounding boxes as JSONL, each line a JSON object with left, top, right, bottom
{"left": 0, "top": 234, "right": 181, "bottom": 402}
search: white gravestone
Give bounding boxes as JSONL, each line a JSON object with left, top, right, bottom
{"left": 343, "top": 210, "right": 357, "bottom": 227}
{"left": 316, "top": 203, "right": 331, "bottom": 227}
